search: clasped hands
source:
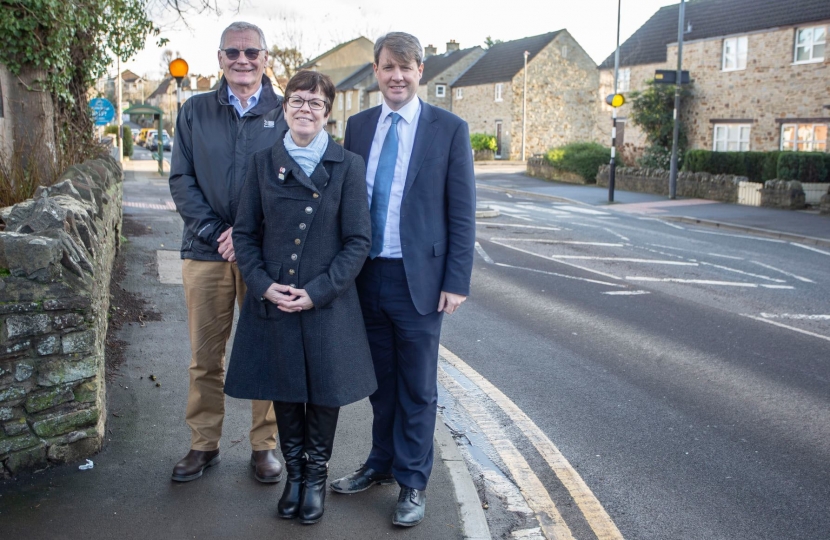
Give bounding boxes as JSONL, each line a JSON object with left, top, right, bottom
{"left": 263, "top": 283, "right": 314, "bottom": 312}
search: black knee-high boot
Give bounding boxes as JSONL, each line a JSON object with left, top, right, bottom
{"left": 273, "top": 401, "right": 306, "bottom": 519}
{"left": 299, "top": 404, "right": 340, "bottom": 524}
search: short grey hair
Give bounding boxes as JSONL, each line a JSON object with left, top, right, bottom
{"left": 374, "top": 32, "right": 423, "bottom": 66}
{"left": 219, "top": 22, "right": 267, "bottom": 50}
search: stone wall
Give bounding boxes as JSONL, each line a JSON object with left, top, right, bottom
{"left": 527, "top": 156, "right": 590, "bottom": 184}
{"left": 597, "top": 21, "right": 830, "bottom": 153}
{"left": 0, "top": 156, "right": 122, "bottom": 475}
{"left": 596, "top": 165, "right": 742, "bottom": 202}
{"left": 820, "top": 192, "right": 830, "bottom": 215}
{"left": 760, "top": 180, "right": 807, "bottom": 209}
{"left": 418, "top": 48, "right": 486, "bottom": 112}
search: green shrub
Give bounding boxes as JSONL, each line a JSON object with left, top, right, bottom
{"left": 682, "top": 150, "right": 829, "bottom": 182}
{"left": 544, "top": 142, "right": 612, "bottom": 182}
{"left": 470, "top": 133, "right": 497, "bottom": 152}
{"left": 104, "top": 125, "right": 133, "bottom": 158}
{"left": 778, "top": 152, "right": 828, "bottom": 183}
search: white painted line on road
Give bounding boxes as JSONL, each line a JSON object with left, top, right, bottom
{"left": 438, "top": 368, "right": 576, "bottom": 540}
{"left": 637, "top": 217, "right": 685, "bottom": 230}
{"left": 698, "top": 261, "right": 786, "bottom": 283}
{"left": 602, "top": 290, "right": 651, "bottom": 295}
{"left": 691, "top": 230, "right": 786, "bottom": 243}
{"left": 759, "top": 313, "right": 830, "bottom": 320}
{"left": 790, "top": 242, "right": 830, "bottom": 256}
{"left": 477, "top": 223, "right": 562, "bottom": 231}
{"left": 706, "top": 253, "right": 744, "bottom": 260}
{"left": 489, "top": 240, "right": 622, "bottom": 280}
{"left": 475, "top": 242, "right": 495, "bottom": 264}
{"left": 749, "top": 261, "right": 814, "bottom": 283}
{"left": 494, "top": 262, "right": 625, "bottom": 288}
{"left": 543, "top": 256, "right": 697, "bottom": 265}
{"left": 512, "top": 528, "right": 545, "bottom": 539}
{"left": 759, "top": 284, "right": 795, "bottom": 289}
{"left": 741, "top": 315, "right": 830, "bottom": 343}
{"left": 489, "top": 237, "right": 624, "bottom": 247}
{"left": 440, "top": 346, "right": 625, "bottom": 540}
{"left": 626, "top": 277, "right": 757, "bottom": 287}
{"left": 552, "top": 205, "right": 611, "bottom": 216}
{"left": 517, "top": 203, "right": 574, "bottom": 216}
{"left": 603, "top": 228, "right": 630, "bottom": 242}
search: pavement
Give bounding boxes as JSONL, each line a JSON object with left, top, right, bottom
{"left": 0, "top": 159, "right": 487, "bottom": 540}
{"left": 474, "top": 161, "right": 830, "bottom": 247}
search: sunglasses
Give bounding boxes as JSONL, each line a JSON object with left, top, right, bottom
{"left": 220, "top": 47, "right": 265, "bottom": 61}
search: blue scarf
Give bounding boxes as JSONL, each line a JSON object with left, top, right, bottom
{"left": 283, "top": 129, "right": 329, "bottom": 177}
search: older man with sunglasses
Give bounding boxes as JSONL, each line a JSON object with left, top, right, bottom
{"left": 169, "top": 21, "right": 287, "bottom": 484}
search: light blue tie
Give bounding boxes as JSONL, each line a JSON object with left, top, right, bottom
{"left": 369, "top": 113, "right": 401, "bottom": 259}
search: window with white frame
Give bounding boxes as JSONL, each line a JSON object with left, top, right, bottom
{"left": 618, "top": 68, "right": 631, "bottom": 92}
{"left": 722, "top": 36, "right": 748, "bottom": 70}
{"left": 337, "top": 94, "right": 343, "bottom": 111}
{"left": 494, "top": 83, "right": 503, "bottom": 102}
{"left": 781, "top": 123, "right": 827, "bottom": 152}
{"left": 794, "top": 26, "right": 826, "bottom": 63}
{"left": 435, "top": 84, "right": 446, "bottom": 98}
{"left": 346, "top": 92, "right": 352, "bottom": 110}
{"left": 713, "top": 124, "right": 751, "bottom": 151}
{"left": 456, "top": 88, "right": 463, "bottom": 99}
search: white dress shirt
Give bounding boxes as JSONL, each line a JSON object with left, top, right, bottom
{"left": 228, "top": 84, "right": 263, "bottom": 117}
{"left": 364, "top": 97, "right": 422, "bottom": 258}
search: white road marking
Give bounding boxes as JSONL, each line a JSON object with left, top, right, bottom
{"left": 759, "top": 284, "right": 795, "bottom": 289}
{"left": 489, "top": 237, "right": 624, "bottom": 247}
{"left": 637, "top": 217, "right": 685, "bottom": 230}
{"left": 494, "top": 262, "right": 625, "bottom": 288}
{"left": 741, "top": 315, "right": 830, "bottom": 343}
{"left": 790, "top": 242, "right": 830, "bottom": 256}
{"left": 626, "top": 277, "right": 758, "bottom": 287}
{"left": 603, "top": 228, "right": 630, "bottom": 242}
{"left": 552, "top": 205, "right": 611, "bottom": 216}
{"left": 440, "top": 346, "right": 625, "bottom": 540}
{"left": 603, "top": 290, "right": 651, "bottom": 295}
{"left": 477, "top": 223, "right": 562, "bottom": 231}
{"left": 438, "top": 368, "right": 576, "bottom": 540}
{"left": 749, "top": 261, "right": 814, "bottom": 283}
{"left": 542, "top": 256, "right": 697, "bottom": 265}
{"left": 516, "top": 204, "right": 575, "bottom": 217}
{"left": 759, "top": 313, "right": 830, "bottom": 320}
{"left": 475, "top": 241, "right": 495, "bottom": 264}
{"left": 698, "top": 261, "right": 786, "bottom": 283}
{"left": 512, "top": 528, "right": 546, "bottom": 539}
{"left": 706, "top": 253, "right": 744, "bottom": 260}
{"left": 691, "top": 229, "right": 786, "bottom": 243}
{"left": 489, "top": 240, "right": 622, "bottom": 280}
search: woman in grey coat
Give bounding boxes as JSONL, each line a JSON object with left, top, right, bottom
{"left": 225, "top": 71, "right": 376, "bottom": 524}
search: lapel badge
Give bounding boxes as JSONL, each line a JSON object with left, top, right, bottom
{"left": 264, "top": 119, "right": 275, "bottom": 128}
{"left": 278, "top": 166, "right": 286, "bottom": 180}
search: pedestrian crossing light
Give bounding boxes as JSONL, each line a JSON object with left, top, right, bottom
{"left": 605, "top": 93, "right": 625, "bottom": 108}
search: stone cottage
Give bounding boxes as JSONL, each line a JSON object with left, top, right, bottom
{"left": 416, "top": 42, "right": 486, "bottom": 112}
{"left": 597, "top": 0, "right": 830, "bottom": 155}
{"left": 451, "top": 30, "right": 600, "bottom": 161}
{"left": 332, "top": 63, "right": 375, "bottom": 139}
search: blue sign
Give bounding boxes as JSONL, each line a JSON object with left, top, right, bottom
{"left": 89, "top": 98, "right": 116, "bottom": 126}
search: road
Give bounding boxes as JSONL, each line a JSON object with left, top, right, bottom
{"left": 437, "top": 180, "right": 830, "bottom": 539}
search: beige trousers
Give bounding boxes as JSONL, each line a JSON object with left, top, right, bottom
{"left": 181, "top": 259, "right": 276, "bottom": 451}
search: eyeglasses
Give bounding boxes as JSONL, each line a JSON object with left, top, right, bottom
{"left": 286, "top": 96, "right": 328, "bottom": 111}
{"left": 220, "top": 47, "right": 265, "bottom": 61}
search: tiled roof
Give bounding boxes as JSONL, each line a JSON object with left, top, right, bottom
{"left": 420, "top": 47, "right": 479, "bottom": 84}
{"left": 599, "top": 0, "right": 830, "bottom": 69}
{"left": 336, "top": 63, "right": 375, "bottom": 91}
{"left": 452, "top": 31, "right": 562, "bottom": 87}
{"left": 147, "top": 77, "right": 173, "bottom": 100}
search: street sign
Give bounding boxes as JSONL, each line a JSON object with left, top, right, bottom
{"left": 654, "top": 70, "right": 691, "bottom": 84}
{"left": 89, "top": 98, "right": 116, "bottom": 126}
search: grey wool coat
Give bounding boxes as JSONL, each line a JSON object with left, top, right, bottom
{"left": 224, "top": 131, "right": 377, "bottom": 407}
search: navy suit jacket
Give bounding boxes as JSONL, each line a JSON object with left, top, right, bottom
{"left": 344, "top": 100, "right": 476, "bottom": 315}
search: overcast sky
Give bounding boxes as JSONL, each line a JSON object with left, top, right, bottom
{"left": 121, "top": 0, "right": 679, "bottom": 80}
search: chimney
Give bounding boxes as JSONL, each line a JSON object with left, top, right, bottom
{"left": 446, "top": 40, "right": 460, "bottom": 53}
{"left": 424, "top": 44, "right": 437, "bottom": 58}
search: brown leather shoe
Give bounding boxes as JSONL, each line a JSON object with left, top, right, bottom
{"left": 251, "top": 449, "right": 283, "bottom": 483}
{"left": 171, "top": 449, "right": 220, "bottom": 482}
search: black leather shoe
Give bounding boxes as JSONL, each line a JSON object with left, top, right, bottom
{"left": 392, "top": 486, "right": 426, "bottom": 527}
{"left": 330, "top": 464, "right": 395, "bottom": 494}
{"left": 250, "top": 450, "right": 283, "bottom": 483}
{"left": 171, "top": 449, "right": 220, "bottom": 482}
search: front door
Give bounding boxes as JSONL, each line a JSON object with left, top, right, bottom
{"left": 495, "top": 121, "right": 503, "bottom": 159}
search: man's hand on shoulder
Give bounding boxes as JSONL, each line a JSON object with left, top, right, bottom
{"left": 437, "top": 291, "right": 466, "bottom": 315}
{"left": 217, "top": 227, "right": 236, "bottom": 262}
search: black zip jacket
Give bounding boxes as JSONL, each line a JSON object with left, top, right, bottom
{"left": 169, "top": 75, "right": 286, "bottom": 261}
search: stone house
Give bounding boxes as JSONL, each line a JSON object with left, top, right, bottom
{"left": 597, "top": 0, "right": 830, "bottom": 156}
{"left": 332, "top": 63, "right": 375, "bottom": 139}
{"left": 451, "top": 31, "right": 600, "bottom": 160}
{"left": 416, "top": 42, "right": 486, "bottom": 112}
{"left": 146, "top": 75, "right": 215, "bottom": 129}
{"left": 301, "top": 37, "right": 375, "bottom": 88}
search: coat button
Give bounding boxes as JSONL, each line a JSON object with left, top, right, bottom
{"left": 289, "top": 269, "right": 295, "bottom": 275}
{"left": 295, "top": 239, "right": 301, "bottom": 245}
{"left": 291, "top": 254, "right": 297, "bottom": 261}
{"left": 299, "top": 223, "right": 306, "bottom": 230}
{"left": 312, "top": 193, "right": 319, "bottom": 198}
{"left": 305, "top": 206, "right": 313, "bottom": 214}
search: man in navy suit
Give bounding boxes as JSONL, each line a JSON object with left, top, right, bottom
{"left": 330, "top": 32, "right": 476, "bottom": 527}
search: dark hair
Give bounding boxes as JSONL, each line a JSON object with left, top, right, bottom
{"left": 374, "top": 32, "right": 423, "bottom": 66}
{"left": 283, "top": 70, "right": 335, "bottom": 115}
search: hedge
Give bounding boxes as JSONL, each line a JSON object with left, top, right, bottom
{"left": 470, "top": 133, "right": 497, "bottom": 152}
{"left": 545, "top": 142, "right": 613, "bottom": 182}
{"left": 104, "top": 125, "right": 133, "bottom": 158}
{"left": 683, "top": 150, "right": 830, "bottom": 183}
